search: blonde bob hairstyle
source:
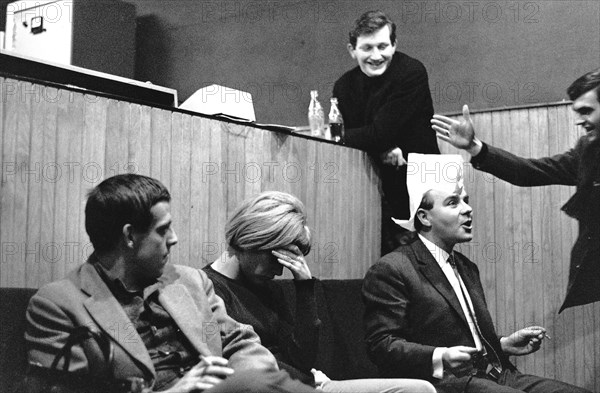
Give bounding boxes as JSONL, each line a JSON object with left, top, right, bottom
{"left": 226, "top": 191, "right": 311, "bottom": 255}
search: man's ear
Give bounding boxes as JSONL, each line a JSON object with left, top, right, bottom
{"left": 226, "top": 245, "right": 239, "bottom": 257}
{"left": 122, "top": 224, "right": 135, "bottom": 249}
{"left": 347, "top": 43, "right": 357, "bottom": 59}
{"left": 416, "top": 208, "right": 431, "bottom": 228}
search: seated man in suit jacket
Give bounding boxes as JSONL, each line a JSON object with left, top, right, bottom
{"left": 23, "top": 174, "right": 316, "bottom": 393}
{"left": 362, "top": 154, "right": 591, "bottom": 393}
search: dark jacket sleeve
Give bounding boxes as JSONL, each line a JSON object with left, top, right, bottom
{"left": 472, "top": 142, "right": 579, "bottom": 187}
{"left": 362, "top": 257, "right": 436, "bottom": 379}
{"left": 199, "top": 270, "right": 279, "bottom": 372}
{"left": 337, "top": 62, "right": 436, "bottom": 154}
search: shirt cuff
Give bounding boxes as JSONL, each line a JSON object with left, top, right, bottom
{"left": 432, "top": 347, "right": 446, "bottom": 379}
{"left": 470, "top": 142, "right": 489, "bottom": 168}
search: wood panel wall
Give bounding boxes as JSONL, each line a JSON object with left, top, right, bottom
{"left": 441, "top": 104, "right": 599, "bottom": 391}
{"left": 0, "top": 77, "right": 381, "bottom": 287}
{"left": 1, "top": 76, "right": 598, "bottom": 390}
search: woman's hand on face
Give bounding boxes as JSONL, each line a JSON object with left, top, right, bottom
{"left": 272, "top": 246, "right": 312, "bottom": 280}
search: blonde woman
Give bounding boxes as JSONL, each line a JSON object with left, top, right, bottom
{"left": 203, "top": 191, "right": 436, "bottom": 393}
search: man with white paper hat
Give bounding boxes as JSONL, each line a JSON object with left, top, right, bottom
{"left": 362, "top": 154, "right": 591, "bottom": 392}
{"left": 392, "top": 153, "right": 466, "bottom": 233}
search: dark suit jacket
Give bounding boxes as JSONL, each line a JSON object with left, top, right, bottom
{"left": 362, "top": 236, "right": 514, "bottom": 385}
{"left": 472, "top": 141, "right": 600, "bottom": 312}
{"left": 25, "top": 262, "right": 277, "bottom": 388}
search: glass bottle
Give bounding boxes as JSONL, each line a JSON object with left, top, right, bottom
{"left": 328, "top": 97, "right": 345, "bottom": 142}
{"left": 308, "top": 90, "right": 325, "bottom": 137}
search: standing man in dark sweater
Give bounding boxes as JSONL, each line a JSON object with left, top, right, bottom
{"left": 333, "top": 10, "right": 440, "bottom": 254}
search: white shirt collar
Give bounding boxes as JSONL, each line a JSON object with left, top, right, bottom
{"left": 418, "top": 234, "right": 452, "bottom": 268}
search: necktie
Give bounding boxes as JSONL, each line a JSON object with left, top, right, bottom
{"left": 448, "top": 254, "right": 503, "bottom": 371}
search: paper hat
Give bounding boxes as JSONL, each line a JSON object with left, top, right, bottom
{"left": 393, "top": 153, "right": 465, "bottom": 231}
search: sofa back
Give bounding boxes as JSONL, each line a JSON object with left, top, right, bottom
{"left": 0, "top": 288, "right": 37, "bottom": 393}
{"left": 278, "top": 279, "right": 377, "bottom": 379}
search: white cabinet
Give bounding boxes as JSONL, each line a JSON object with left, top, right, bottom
{"left": 5, "top": 0, "right": 136, "bottom": 78}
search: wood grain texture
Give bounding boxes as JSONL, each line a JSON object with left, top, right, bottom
{"left": 2, "top": 77, "right": 598, "bottom": 389}
{"left": 0, "top": 78, "right": 380, "bottom": 284}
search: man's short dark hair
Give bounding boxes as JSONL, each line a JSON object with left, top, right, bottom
{"left": 567, "top": 68, "right": 600, "bottom": 101}
{"left": 85, "top": 174, "right": 171, "bottom": 253}
{"left": 414, "top": 190, "right": 434, "bottom": 233}
{"left": 349, "top": 10, "right": 396, "bottom": 49}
